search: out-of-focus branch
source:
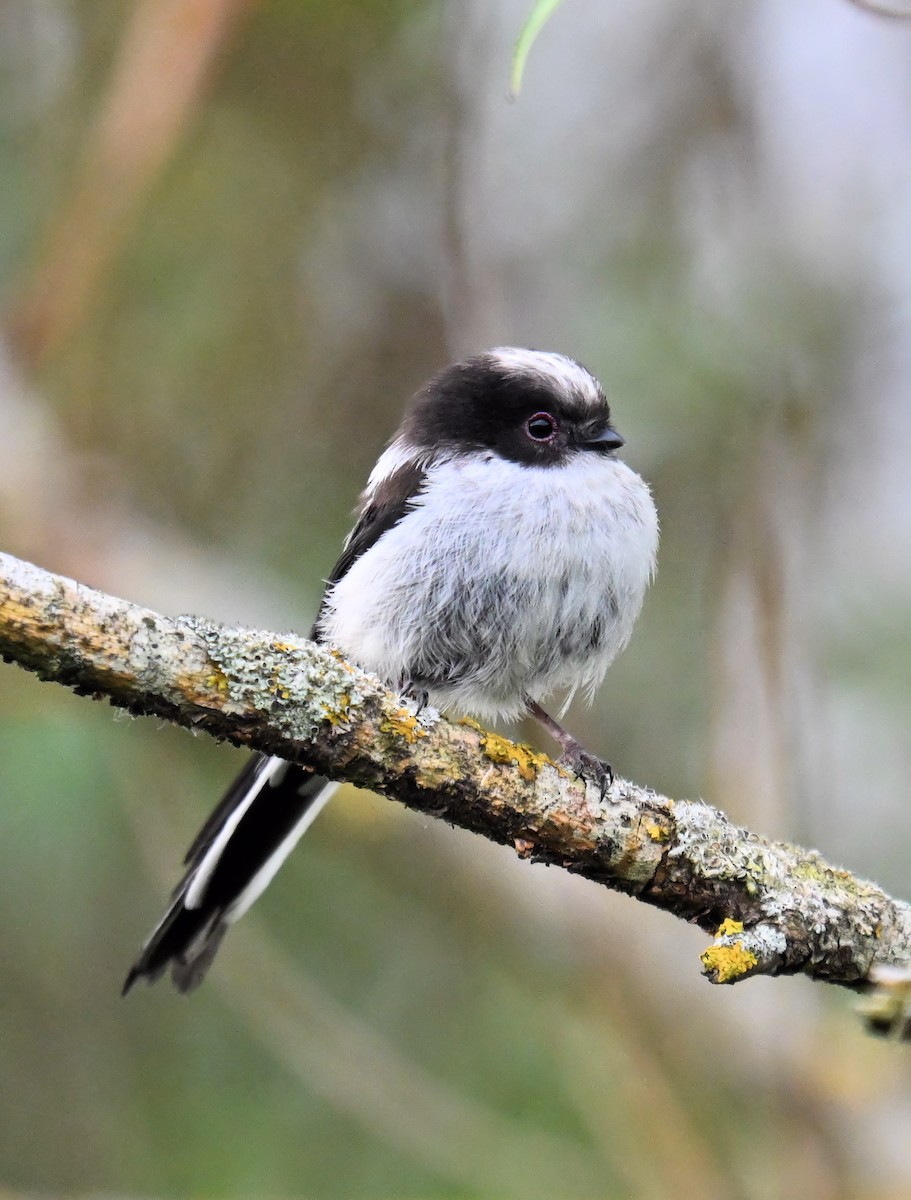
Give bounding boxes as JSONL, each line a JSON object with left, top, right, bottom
{"left": 844, "top": 0, "right": 911, "bottom": 17}
{"left": 9, "top": 0, "right": 258, "bottom": 365}
{"left": 2, "top": 549, "right": 911, "bottom": 1021}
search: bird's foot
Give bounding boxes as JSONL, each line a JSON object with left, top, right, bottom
{"left": 524, "top": 697, "right": 614, "bottom": 798}
{"left": 556, "top": 745, "right": 614, "bottom": 799}
{"left": 402, "top": 681, "right": 430, "bottom": 715}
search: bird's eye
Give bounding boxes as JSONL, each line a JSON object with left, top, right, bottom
{"left": 525, "top": 412, "right": 558, "bottom": 442}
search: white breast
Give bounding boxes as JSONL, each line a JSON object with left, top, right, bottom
{"left": 319, "top": 452, "right": 658, "bottom": 722}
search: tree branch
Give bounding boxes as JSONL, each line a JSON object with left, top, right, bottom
{"left": 2, "top": 549, "right": 910, "bottom": 1026}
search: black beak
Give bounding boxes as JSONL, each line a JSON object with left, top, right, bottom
{"left": 582, "top": 426, "right": 625, "bottom": 451}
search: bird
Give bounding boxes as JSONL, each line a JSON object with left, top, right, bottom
{"left": 123, "top": 347, "right": 659, "bottom": 993}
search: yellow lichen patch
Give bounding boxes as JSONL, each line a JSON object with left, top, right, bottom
{"left": 205, "top": 670, "right": 230, "bottom": 693}
{"left": 380, "top": 708, "right": 427, "bottom": 744}
{"left": 321, "top": 693, "right": 352, "bottom": 726}
{"left": 701, "top": 940, "right": 758, "bottom": 984}
{"left": 269, "top": 683, "right": 292, "bottom": 700}
{"left": 271, "top": 640, "right": 295, "bottom": 653}
{"left": 458, "top": 716, "right": 485, "bottom": 733}
{"left": 479, "top": 731, "right": 549, "bottom": 783}
{"left": 643, "top": 819, "right": 669, "bottom": 843}
{"left": 328, "top": 648, "right": 358, "bottom": 673}
{"left": 0, "top": 596, "right": 37, "bottom": 628}
{"left": 716, "top": 917, "right": 744, "bottom": 938}
{"left": 701, "top": 926, "right": 758, "bottom": 984}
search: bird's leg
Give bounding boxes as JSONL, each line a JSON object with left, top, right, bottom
{"left": 524, "top": 697, "right": 613, "bottom": 796}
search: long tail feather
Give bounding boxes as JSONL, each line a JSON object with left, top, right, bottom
{"left": 123, "top": 756, "right": 337, "bottom": 994}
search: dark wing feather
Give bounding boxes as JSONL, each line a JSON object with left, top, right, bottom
{"left": 310, "top": 459, "right": 427, "bottom": 638}
{"left": 178, "top": 462, "right": 424, "bottom": 885}
{"left": 185, "top": 462, "right": 426, "bottom": 866}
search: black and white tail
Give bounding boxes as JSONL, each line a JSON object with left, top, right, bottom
{"left": 123, "top": 756, "right": 337, "bottom": 994}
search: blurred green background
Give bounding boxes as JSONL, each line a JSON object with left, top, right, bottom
{"left": 2, "top": 0, "right": 911, "bottom": 1196}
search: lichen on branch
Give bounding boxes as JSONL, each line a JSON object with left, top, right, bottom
{"left": 2, "top": 548, "right": 911, "bottom": 1031}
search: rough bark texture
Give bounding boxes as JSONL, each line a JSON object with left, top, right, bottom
{"left": 2, "top": 549, "right": 910, "bottom": 1023}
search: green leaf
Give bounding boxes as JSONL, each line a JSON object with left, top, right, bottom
{"left": 511, "top": 0, "right": 566, "bottom": 97}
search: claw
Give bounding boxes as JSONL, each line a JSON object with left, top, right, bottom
{"left": 557, "top": 747, "right": 613, "bottom": 798}
{"left": 402, "top": 681, "right": 430, "bottom": 715}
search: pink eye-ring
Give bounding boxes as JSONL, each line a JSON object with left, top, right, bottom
{"left": 525, "top": 412, "right": 558, "bottom": 441}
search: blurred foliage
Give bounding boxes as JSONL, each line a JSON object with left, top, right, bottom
{"left": 510, "top": 0, "right": 566, "bottom": 95}
{"left": 2, "top": 0, "right": 911, "bottom": 1197}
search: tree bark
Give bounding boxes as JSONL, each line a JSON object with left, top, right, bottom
{"left": 2, "top": 549, "right": 910, "bottom": 1031}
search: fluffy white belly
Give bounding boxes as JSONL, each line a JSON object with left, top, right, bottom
{"left": 319, "top": 452, "right": 658, "bottom": 721}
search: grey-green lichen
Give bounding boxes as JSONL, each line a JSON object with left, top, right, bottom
{"left": 182, "top": 617, "right": 442, "bottom": 763}
{"left": 184, "top": 618, "right": 373, "bottom": 734}
{"left": 665, "top": 798, "right": 899, "bottom": 984}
